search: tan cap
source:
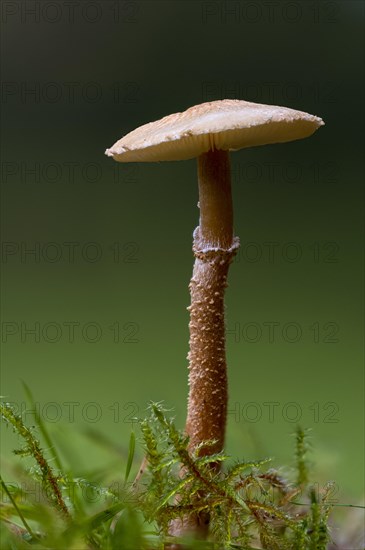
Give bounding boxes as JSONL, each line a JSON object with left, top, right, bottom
{"left": 105, "top": 99, "right": 324, "bottom": 163}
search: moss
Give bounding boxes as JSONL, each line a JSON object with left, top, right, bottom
{"left": 1, "top": 398, "right": 362, "bottom": 549}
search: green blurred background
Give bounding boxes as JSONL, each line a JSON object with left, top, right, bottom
{"left": 1, "top": 0, "right": 364, "bottom": 506}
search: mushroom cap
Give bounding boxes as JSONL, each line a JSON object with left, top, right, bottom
{"left": 105, "top": 99, "right": 324, "bottom": 162}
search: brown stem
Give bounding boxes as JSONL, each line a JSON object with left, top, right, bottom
{"left": 186, "top": 149, "right": 238, "bottom": 456}
{"left": 168, "top": 150, "right": 239, "bottom": 544}
{"left": 197, "top": 149, "right": 233, "bottom": 249}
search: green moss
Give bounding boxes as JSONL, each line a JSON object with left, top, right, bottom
{"left": 0, "top": 397, "right": 363, "bottom": 549}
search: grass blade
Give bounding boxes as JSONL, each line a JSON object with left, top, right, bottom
{"left": 0, "top": 475, "right": 36, "bottom": 540}
{"left": 124, "top": 431, "right": 136, "bottom": 484}
{"left": 21, "top": 381, "right": 64, "bottom": 473}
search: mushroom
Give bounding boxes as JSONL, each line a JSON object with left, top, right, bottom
{"left": 105, "top": 99, "right": 324, "bottom": 538}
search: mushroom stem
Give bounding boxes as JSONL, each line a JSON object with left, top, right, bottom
{"left": 185, "top": 149, "right": 239, "bottom": 457}
{"left": 169, "top": 150, "right": 239, "bottom": 541}
{"left": 197, "top": 149, "right": 234, "bottom": 249}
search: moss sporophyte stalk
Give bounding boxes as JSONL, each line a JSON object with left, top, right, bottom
{"left": 106, "top": 99, "right": 324, "bottom": 541}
